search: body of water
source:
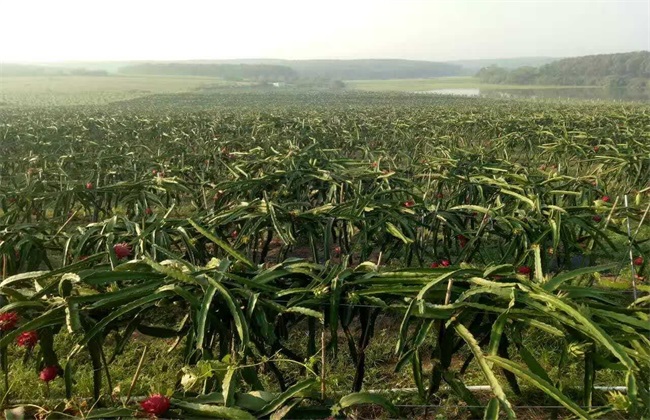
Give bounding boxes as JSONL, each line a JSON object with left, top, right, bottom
{"left": 415, "top": 87, "right": 648, "bottom": 101}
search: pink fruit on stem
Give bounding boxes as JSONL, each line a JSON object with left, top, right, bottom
{"left": 17, "top": 331, "right": 38, "bottom": 348}
{"left": 39, "top": 366, "right": 58, "bottom": 382}
{"left": 113, "top": 242, "right": 132, "bottom": 260}
{"left": 140, "top": 394, "right": 171, "bottom": 416}
{"left": 517, "top": 266, "right": 531, "bottom": 275}
{"left": 0, "top": 312, "right": 19, "bottom": 331}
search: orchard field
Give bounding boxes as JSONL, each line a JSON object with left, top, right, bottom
{"left": 0, "top": 91, "right": 649, "bottom": 419}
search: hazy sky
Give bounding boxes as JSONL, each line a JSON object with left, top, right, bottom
{"left": 1, "top": 0, "right": 648, "bottom": 62}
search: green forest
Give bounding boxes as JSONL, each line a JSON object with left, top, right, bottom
{"left": 118, "top": 59, "right": 462, "bottom": 81}
{"left": 119, "top": 63, "right": 299, "bottom": 82}
{"left": 0, "top": 64, "right": 109, "bottom": 77}
{"left": 3, "top": 52, "right": 649, "bottom": 90}
{"left": 262, "top": 59, "right": 462, "bottom": 80}
{"left": 2, "top": 60, "right": 463, "bottom": 82}
{"left": 476, "top": 51, "right": 649, "bottom": 89}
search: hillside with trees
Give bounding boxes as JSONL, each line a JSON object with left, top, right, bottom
{"left": 0, "top": 64, "right": 108, "bottom": 76}
{"left": 450, "top": 56, "right": 558, "bottom": 73}
{"left": 119, "top": 63, "right": 299, "bottom": 82}
{"left": 476, "top": 51, "right": 649, "bottom": 89}
{"left": 278, "top": 59, "right": 461, "bottom": 80}
{"left": 119, "top": 59, "right": 462, "bottom": 81}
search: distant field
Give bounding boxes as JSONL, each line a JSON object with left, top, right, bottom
{"left": 0, "top": 75, "right": 624, "bottom": 107}
{"left": 0, "top": 75, "right": 241, "bottom": 106}
{"left": 345, "top": 76, "right": 598, "bottom": 91}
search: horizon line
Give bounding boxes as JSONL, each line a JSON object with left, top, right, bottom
{"left": 2, "top": 50, "right": 648, "bottom": 66}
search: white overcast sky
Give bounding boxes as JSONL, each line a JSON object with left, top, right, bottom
{"left": 1, "top": 0, "right": 648, "bottom": 62}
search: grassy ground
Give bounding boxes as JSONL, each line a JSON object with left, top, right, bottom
{"left": 4, "top": 311, "right": 628, "bottom": 417}
{"left": 0, "top": 75, "right": 244, "bottom": 106}
{"left": 345, "top": 76, "right": 599, "bottom": 92}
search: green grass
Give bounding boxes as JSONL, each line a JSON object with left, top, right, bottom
{"left": 5, "top": 334, "right": 181, "bottom": 404}
{"left": 345, "top": 76, "right": 599, "bottom": 92}
{"left": 3, "top": 314, "right": 627, "bottom": 417}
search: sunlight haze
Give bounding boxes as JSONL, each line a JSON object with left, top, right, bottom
{"left": 1, "top": 0, "right": 648, "bottom": 63}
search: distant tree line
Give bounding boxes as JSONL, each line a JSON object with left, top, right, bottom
{"left": 119, "top": 60, "right": 462, "bottom": 81}
{"left": 285, "top": 59, "right": 462, "bottom": 80}
{"left": 119, "top": 63, "right": 299, "bottom": 82}
{"left": 1, "top": 64, "right": 108, "bottom": 77}
{"left": 476, "top": 51, "right": 649, "bottom": 89}
{"left": 68, "top": 68, "right": 109, "bottom": 76}
{"left": 2, "top": 59, "right": 464, "bottom": 82}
